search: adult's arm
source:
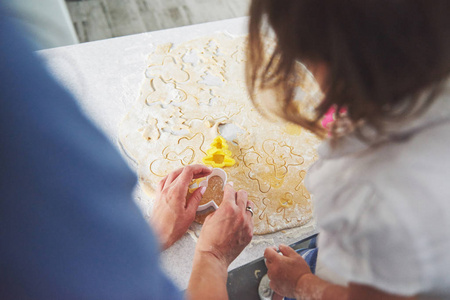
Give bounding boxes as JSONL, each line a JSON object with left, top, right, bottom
{"left": 151, "top": 165, "right": 254, "bottom": 299}
{"left": 0, "top": 4, "right": 182, "bottom": 299}
{"left": 187, "top": 185, "right": 254, "bottom": 299}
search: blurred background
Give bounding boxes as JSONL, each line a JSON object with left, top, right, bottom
{"left": 66, "top": 0, "right": 251, "bottom": 43}
{"left": 4, "top": 0, "right": 250, "bottom": 49}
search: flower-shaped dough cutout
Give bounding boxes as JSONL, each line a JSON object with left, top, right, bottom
{"left": 276, "top": 192, "right": 297, "bottom": 223}
{"left": 278, "top": 192, "right": 294, "bottom": 208}
{"left": 146, "top": 77, "right": 187, "bottom": 105}
{"left": 191, "top": 88, "right": 220, "bottom": 106}
{"left": 146, "top": 56, "right": 190, "bottom": 83}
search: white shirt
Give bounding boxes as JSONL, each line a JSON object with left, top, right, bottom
{"left": 305, "top": 82, "right": 450, "bottom": 298}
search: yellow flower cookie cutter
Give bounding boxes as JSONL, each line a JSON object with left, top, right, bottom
{"left": 202, "top": 136, "right": 236, "bottom": 168}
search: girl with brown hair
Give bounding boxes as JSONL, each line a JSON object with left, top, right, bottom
{"left": 248, "top": 0, "right": 450, "bottom": 299}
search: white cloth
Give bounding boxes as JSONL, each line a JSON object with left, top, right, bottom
{"left": 305, "top": 81, "right": 450, "bottom": 298}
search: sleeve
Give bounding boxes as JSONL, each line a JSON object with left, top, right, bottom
{"left": 317, "top": 184, "right": 426, "bottom": 296}
{"left": 0, "top": 4, "right": 183, "bottom": 300}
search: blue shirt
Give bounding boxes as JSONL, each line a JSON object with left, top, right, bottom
{"left": 0, "top": 3, "right": 183, "bottom": 299}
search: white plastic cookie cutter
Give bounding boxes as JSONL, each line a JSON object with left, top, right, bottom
{"left": 190, "top": 168, "right": 227, "bottom": 212}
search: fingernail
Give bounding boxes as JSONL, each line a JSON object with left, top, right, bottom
{"left": 228, "top": 181, "right": 234, "bottom": 187}
{"left": 208, "top": 166, "right": 213, "bottom": 171}
{"left": 200, "top": 186, "right": 207, "bottom": 195}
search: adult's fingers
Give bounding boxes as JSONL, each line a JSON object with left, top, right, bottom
{"left": 192, "top": 168, "right": 213, "bottom": 179}
{"left": 165, "top": 167, "right": 184, "bottom": 186}
{"left": 223, "top": 183, "right": 237, "bottom": 205}
{"left": 176, "top": 164, "right": 212, "bottom": 186}
{"left": 244, "top": 200, "right": 254, "bottom": 218}
{"left": 157, "top": 174, "right": 169, "bottom": 192}
{"left": 186, "top": 186, "right": 206, "bottom": 213}
{"left": 236, "top": 189, "right": 248, "bottom": 210}
{"left": 204, "top": 211, "right": 216, "bottom": 223}
{"left": 247, "top": 211, "right": 254, "bottom": 235}
{"left": 278, "top": 244, "right": 298, "bottom": 258}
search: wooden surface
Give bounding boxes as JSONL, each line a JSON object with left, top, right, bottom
{"left": 66, "top": 0, "right": 251, "bottom": 43}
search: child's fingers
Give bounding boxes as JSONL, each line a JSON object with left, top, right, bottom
{"left": 264, "top": 247, "right": 281, "bottom": 264}
{"left": 278, "top": 244, "right": 299, "bottom": 258}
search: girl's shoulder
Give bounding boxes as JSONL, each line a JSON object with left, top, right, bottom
{"left": 310, "top": 97, "right": 450, "bottom": 295}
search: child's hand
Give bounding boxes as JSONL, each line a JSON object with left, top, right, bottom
{"left": 264, "top": 244, "right": 312, "bottom": 298}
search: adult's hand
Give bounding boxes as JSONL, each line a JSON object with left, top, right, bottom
{"left": 150, "top": 164, "right": 212, "bottom": 250}
{"left": 264, "top": 244, "right": 312, "bottom": 298}
{"left": 187, "top": 184, "right": 254, "bottom": 300}
{"left": 196, "top": 183, "right": 254, "bottom": 267}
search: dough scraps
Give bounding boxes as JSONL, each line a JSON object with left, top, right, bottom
{"left": 119, "top": 33, "right": 322, "bottom": 234}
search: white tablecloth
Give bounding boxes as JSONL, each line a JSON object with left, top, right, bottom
{"left": 39, "top": 17, "right": 317, "bottom": 289}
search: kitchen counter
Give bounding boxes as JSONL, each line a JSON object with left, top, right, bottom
{"left": 39, "top": 17, "right": 317, "bottom": 290}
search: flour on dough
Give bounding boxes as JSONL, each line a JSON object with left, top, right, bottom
{"left": 119, "top": 34, "right": 322, "bottom": 235}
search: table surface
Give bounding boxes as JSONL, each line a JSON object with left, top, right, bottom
{"left": 39, "top": 17, "right": 317, "bottom": 290}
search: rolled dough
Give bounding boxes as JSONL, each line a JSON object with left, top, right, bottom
{"left": 119, "top": 33, "right": 322, "bottom": 234}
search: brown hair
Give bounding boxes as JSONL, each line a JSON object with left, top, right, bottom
{"left": 247, "top": 0, "right": 450, "bottom": 139}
